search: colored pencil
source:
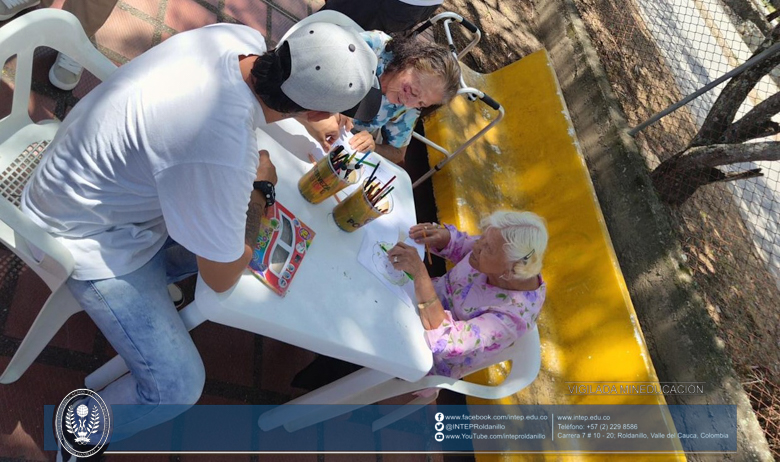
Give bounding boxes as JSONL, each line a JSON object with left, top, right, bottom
{"left": 375, "top": 186, "right": 394, "bottom": 204}
{"left": 379, "top": 243, "right": 413, "bottom": 281}
{"left": 372, "top": 175, "right": 396, "bottom": 201}
{"left": 329, "top": 145, "right": 344, "bottom": 157}
{"left": 366, "top": 160, "right": 381, "bottom": 186}
{"left": 355, "top": 151, "right": 371, "bottom": 167}
{"left": 366, "top": 181, "right": 381, "bottom": 202}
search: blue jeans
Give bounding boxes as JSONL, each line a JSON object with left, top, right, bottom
{"left": 67, "top": 238, "right": 203, "bottom": 439}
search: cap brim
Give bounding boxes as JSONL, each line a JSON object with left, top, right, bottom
{"left": 340, "top": 83, "right": 382, "bottom": 120}
{"left": 277, "top": 10, "right": 366, "bottom": 46}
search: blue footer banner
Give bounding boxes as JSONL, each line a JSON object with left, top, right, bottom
{"left": 44, "top": 404, "right": 736, "bottom": 453}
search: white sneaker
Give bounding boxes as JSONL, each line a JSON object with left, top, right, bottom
{"left": 49, "top": 52, "right": 84, "bottom": 91}
{"left": 0, "top": 0, "right": 39, "bottom": 20}
{"left": 168, "top": 283, "right": 184, "bottom": 308}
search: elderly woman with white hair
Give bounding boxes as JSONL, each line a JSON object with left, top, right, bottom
{"left": 386, "top": 210, "right": 548, "bottom": 378}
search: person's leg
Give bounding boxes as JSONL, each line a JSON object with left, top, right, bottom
{"left": 379, "top": 1, "right": 440, "bottom": 33}
{"left": 60, "top": 0, "right": 117, "bottom": 37}
{"left": 49, "top": 0, "right": 119, "bottom": 90}
{"left": 0, "top": 0, "right": 40, "bottom": 21}
{"left": 319, "top": 0, "right": 384, "bottom": 31}
{"left": 66, "top": 239, "right": 202, "bottom": 440}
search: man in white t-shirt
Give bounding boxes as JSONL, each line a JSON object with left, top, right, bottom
{"left": 22, "top": 11, "right": 380, "bottom": 453}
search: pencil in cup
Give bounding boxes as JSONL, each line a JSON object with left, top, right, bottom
{"left": 298, "top": 151, "right": 361, "bottom": 204}
{"left": 333, "top": 179, "right": 394, "bottom": 232}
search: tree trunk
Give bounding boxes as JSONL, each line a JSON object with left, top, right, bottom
{"left": 649, "top": 24, "right": 780, "bottom": 204}
{"left": 689, "top": 24, "right": 780, "bottom": 147}
{"left": 651, "top": 142, "right": 780, "bottom": 204}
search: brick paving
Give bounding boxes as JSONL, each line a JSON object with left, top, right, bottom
{"left": 0, "top": 1, "right": 451, "bottom": 461}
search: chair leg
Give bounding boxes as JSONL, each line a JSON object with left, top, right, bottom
{"left": 178, "top": 299, "right": 207, "bottom": 331}
{"left": 84, "top": 300, "right": 208, "bottom": 391}
{"left": 282, "top": 402, "right": 366, "bottom": 433}
{"left": 258, "top": 368, "right": 394, "bottom": 432}
{"left": 371, "top": 390, "right": 439, "bottom": 432}
{"left": 84, "top": 354, "right": 127, "bottom": 391}
{"left": 279, "top": 373, "right": 418, "bottom": 433}
{"left": 0, "top": 284, "right": 83, "bottom": 384}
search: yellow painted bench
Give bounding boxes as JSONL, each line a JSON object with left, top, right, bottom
{"left": 423, "top": 50, "right": 685, "bottom": 460}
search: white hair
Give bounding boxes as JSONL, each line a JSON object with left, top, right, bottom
{"left": 480, "top": 210, "right": 548, "bottom": 279}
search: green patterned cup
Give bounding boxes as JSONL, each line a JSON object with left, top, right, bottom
{"left": 298, "top": 155, "right": 360, "bottom": 204}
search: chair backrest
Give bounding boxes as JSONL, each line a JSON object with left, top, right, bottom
{"left": 0, "top": 9, "right": 116, "bottom": 140}
{"left": 468, "top": 325, "right": 540, "bottom": 373}
{"left": 0, "top": 138, "right": 72, "bottom": 289}
{"left": 0, "top": 9, "right": 117, "bottom": 289}
{"left": 418, "top": 326, "right": 542, "bottom": 400}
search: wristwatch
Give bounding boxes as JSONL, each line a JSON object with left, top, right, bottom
{"left": 253, "top": 180, "right": 275, "bottom": 207}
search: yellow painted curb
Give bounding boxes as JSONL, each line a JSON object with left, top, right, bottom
{"left": 423, "top": 50, "right": 685, "bottom": 461}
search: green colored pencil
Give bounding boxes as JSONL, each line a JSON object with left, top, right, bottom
{"left": 379, "top": 243, "right": 414, "bottom": 281}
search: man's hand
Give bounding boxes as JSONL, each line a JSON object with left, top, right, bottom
{"left": 337, "top": 114, "right": 354, "bottom": 132}
{"left": 297, "top": 114, "right": 353, "bottom": 151}
{"left": 298, "top": 115, "right": 337, "bottom": 151}
{"left": 349, "top": 130, "right": 376, "bottom": 153}
{"left": 257, "top": 149, "right": 277, "bottom": 185}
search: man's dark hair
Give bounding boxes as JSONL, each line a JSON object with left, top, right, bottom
{"left": 250, "top": 43, "right": 307, "bottom": 114}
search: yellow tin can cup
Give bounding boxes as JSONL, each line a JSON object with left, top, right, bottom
{"left": 298, "top": 154, "right": 360, "bottom": 204}
{"left": 333, "top": 181, "right": 394, "bottom": 232}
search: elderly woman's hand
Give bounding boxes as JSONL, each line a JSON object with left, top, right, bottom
{"left": 387, "top": 242, "right": 427, "bottom": 279}
{"left": 410, "top": 222, "right": 450, "bottom": 251}
{"left": 349, "top": 130, "right": 376, "bottom": 153}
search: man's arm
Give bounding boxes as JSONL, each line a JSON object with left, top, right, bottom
{"left": 196, "top": 248, "right": 253, "bottom": 294}
{"left": 196, "top": 150, "right": 276, "bottom": 293}
{"left": 196, "top": 191, "right": 266, "bottom": 293}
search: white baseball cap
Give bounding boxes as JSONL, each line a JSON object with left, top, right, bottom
{"left": 277, "top": 11, "right": 382, "bottom": 120}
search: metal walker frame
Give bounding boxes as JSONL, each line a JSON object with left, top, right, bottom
{"left": 409, "top": 12, "right": 505, "bottom": 188}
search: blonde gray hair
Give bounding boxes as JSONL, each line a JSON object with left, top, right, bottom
{"left": 384, "top": 35, "right": 461, "bottom": 106}
{"left": 480, "top": 211, "right": 548, "bottom": 279}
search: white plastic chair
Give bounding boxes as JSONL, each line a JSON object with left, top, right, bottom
{"left": 259, "top": 326, "right": 541, "bottom": 432}
{"left": 0, "top": 9, "right": 117, "bottom": 384}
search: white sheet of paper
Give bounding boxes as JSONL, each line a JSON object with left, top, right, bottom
{"left": 358, "top": 221, "right": 425, "bottom": 309}
{"left": 319, "top": 129, "right": 424, "bottom": 307}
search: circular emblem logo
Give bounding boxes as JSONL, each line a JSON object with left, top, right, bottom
{"left": 55, "top": 389, "right": 112, "bottom": 458}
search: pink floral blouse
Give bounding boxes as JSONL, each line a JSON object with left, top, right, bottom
{"left": 425, "top": 225, "right": 546, "bottom": 378}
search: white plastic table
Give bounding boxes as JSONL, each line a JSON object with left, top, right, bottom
{"left": 192, "top": 119, "right": 433, "bottom": 383}
{"left": 85, "top": 119, "right": 433, "bottom": 420}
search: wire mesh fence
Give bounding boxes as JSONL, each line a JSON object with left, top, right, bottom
{"left": 573, "top": 0, "right": 780, "bottom": 456}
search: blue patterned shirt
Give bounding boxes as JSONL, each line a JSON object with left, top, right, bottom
{"left": 353, "top": 31, "right": 421, "bottom": 148}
